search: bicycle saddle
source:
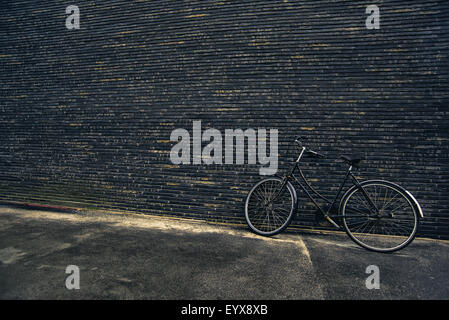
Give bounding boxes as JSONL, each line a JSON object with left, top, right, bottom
{"left": 340, "top": 155, "right": 364, "bottom": 167}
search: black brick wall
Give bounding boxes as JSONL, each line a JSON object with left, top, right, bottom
{"left": 1, "top": 1, "right": 448, "bottom": 239}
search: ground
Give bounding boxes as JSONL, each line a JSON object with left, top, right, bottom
{"left": 0, "top": 205, "right": 448, "bottom": 299}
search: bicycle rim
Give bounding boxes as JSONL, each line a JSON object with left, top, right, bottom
{"left": 342, "top": 182, "right": 418, "bottom": 252}
{"left": 245, "top": 178, "right": 295, "bottom": 236}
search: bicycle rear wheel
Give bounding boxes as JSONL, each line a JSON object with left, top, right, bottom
{"left": 341, "top": 181, "right": 419, "bottom": 252}
{"left": 245, "top": 177, "right": 296, "bottom": 236}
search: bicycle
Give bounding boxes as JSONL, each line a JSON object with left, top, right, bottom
{"left": 244, "top": 136, "right": 424, "bottom": 253}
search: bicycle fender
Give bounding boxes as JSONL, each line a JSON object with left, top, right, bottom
{"left": 339, "top": 180, "right": 423, "bottom": 218}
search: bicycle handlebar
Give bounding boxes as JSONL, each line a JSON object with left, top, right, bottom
{"left": 294, "top": 137, "right": 325, "bottom": 159}
{"left": 294, "top": 136, "right": 305, "bottom": 145}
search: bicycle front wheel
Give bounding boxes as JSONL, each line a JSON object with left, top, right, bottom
{"left": 341, "top": 181, "right": 419, "bottom": 253}
{"left": 245, "top": 177, "right": 296, "bottom": 236}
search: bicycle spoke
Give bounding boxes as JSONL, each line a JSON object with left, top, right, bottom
{"left": 343, "top": 183, "right": 418, "bottom": 252}
{"left": 245, "top": 178, "right": 295, "bottom": 235}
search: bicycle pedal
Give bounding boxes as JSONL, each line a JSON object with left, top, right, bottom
{"left": 315, "top": 219, "right": 333, "bottom": 227}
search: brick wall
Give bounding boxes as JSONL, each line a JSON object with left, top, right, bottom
{"left": 1, "top": 1, "right": 448, "bottom": 239}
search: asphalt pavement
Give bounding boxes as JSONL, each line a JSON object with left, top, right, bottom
{"left": 0, "top": 205, "right": 448, "bottom": 299}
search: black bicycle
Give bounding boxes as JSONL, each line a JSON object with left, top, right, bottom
{"left": 244, "top": 137, "right": 423, "bottom": 253}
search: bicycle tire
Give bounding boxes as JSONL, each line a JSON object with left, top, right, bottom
{"left": 244, "top": 177, "right": 297, "bottom": 236}
{"left": 340, "top": 180, "right": 419, "bottom": 253}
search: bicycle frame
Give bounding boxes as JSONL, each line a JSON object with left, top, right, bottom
{"left": 280, "top": 147, "right": 379, "bottom": 229}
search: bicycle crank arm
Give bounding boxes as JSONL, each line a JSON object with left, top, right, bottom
{"left": 325, "top": 216, "right": 341, "bottom": 229}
